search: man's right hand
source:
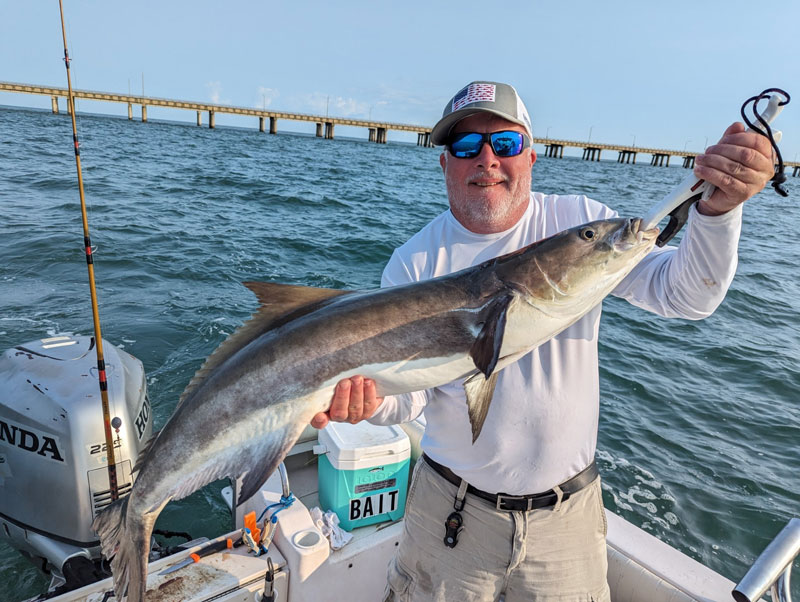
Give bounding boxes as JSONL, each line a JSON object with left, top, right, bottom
{"left": 310, "top": 375, "right": 385, "bottom": 429}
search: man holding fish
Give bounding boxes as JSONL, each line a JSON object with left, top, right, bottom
{"left": 311, "top": 81, "right": 776, "bottom": 601}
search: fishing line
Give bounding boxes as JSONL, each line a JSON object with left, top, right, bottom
{"left": 740, "top": 87, "right": 791, "bottom": 197}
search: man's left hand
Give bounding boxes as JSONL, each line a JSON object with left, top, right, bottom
{"left": 693, "top": 122, "right": 775, "bottom": 216}
{"left": 310, "top": 376, "right": 384, "bottom": 429}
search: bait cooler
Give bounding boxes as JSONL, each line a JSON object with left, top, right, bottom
{"left": 316, "top": 422, "right": 410, "bottom": 531}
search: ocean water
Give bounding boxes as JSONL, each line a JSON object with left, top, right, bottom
{"left": 0, "top": 106, "right": 797, "bottom": 601}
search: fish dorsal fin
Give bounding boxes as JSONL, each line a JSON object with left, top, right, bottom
{"left": 463, "top": 371, "right": 499, "bottom": 443}
{"left": 177, "top": 282, "right": 354, "bottom": 408}
{"left": 242, "top": 281, "right": 352, "bottom": 312}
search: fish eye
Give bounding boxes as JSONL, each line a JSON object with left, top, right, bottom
{"left": 580, "top": 228, "right": 596, "bottom": 241}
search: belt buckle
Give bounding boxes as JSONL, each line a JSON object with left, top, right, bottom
{"left": 495, "top": 495, "right": 532, "bottom": 511}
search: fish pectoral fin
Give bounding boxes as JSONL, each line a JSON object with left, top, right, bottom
{"left": 463, "top": 371, "right": 499, "bottom": 444}
{"left": 469, "top": 292, "right": 514, "bottom": 378}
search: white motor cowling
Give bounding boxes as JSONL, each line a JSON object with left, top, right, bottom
{"left": 0, "top": 334, "right": 152, "bottom": 595}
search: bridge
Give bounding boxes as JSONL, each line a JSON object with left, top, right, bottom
{"left": 2, "top": 81, "right": 798, "bottom": 176}
{"left": 539, "top": 138, "right": 800, "bottom": 175}
{"left": 0, "top": 81, "right": 434, "bottom": 146}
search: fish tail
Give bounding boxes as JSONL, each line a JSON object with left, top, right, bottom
{"left": 92, "top": 496, "right": 151, "bottom": 602}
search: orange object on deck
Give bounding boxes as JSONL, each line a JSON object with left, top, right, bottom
{"left": 244, "top": 511, "right": 262, "bottom": 542}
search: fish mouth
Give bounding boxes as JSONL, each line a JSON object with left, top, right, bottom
{"left": 633, "top": 217, "right": 659, "bottom": 239}
{"left": 615, "top": 218, "right": 659, "bottom": 251}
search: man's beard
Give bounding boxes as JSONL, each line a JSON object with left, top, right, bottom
{"left": 447, "top": 172, "right": 531, "bottom": 232}
{"left": 455, "top": 194, "right": 520, "bottom": 226}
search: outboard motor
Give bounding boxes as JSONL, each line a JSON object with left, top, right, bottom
{"left": 0, "top": 334, "right": 153, "bottom": 595}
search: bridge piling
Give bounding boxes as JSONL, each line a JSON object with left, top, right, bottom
{"left": 583, "top": 147, "right": 601, "bottom": 161}
{"left": 617, "top": 150, "right": 637, "bottom": 164}
{"left": 377, "top": 127, "right": 387, "bottom": 144}
{"left": 269, "top": 117, "right": 277, "bottom": 134}
{"left": 369, "top": 128, "right": 377, "bottom": 142}
{"left": 651, "top": 153, "right": 670, "bottom": 167}
{"left": 682, "top": 156, "right": 695, "bottom": 168}
{"left": 198, "top": 111, "right": 203, "bottom": 127}
{"left": 324, "top": 122, "right": 334, "bottom": 139}
{"left": 67, "top": 97, "right": 73, "bottom": 116}
{"left": 128, "top": 103, "right": 133, "bottom": 120}
{"left": 417, "top": 133, "right": 422, "bottom": 146}
{"left": 141, "top": 105, "right": 147, "bottom": 122}
{"left": 316, "top": 123, "right": 323, "bottom": 137}
{"left": 209, "top": 111, "right": 215, "bottom": 129}
{"left": 51, "top": 96, "right": 59, "bottom": 114}
{"left": 259, "top": 116, "right": 264, "bottom": 132}
{"left": 794, "top": 165, "right": 799, "bottom": 177}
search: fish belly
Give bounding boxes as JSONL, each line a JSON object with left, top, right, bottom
{"left": 317, "top": 352, "right": 476, "bottom": 398}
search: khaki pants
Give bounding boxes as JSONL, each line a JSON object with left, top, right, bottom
{"left": 383, "top": 459, "right": 610, "bottom": 602}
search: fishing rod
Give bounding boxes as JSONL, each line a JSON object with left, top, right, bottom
{"left": 58, "top": 0, "right": 119, "bottom": 501}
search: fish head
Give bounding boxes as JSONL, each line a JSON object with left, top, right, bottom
{"left": 504, "top": 217, "right": 658, "bottom": 309}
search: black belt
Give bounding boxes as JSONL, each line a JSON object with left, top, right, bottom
{"left": 422, "top": 454, "right": 598, "bottom": 512}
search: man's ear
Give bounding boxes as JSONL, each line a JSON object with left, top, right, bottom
{"left": 530, "top": 149, "right": 537, "bottom": 168}
{"left": 439, "top": 152, "right": 446, "bottom": 171}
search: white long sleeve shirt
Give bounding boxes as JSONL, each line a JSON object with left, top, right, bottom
{"left": 368, "top": 191, "right": 742, "bottom": 494}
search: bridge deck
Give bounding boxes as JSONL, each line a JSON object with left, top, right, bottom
{"left": 0, "top": 81, "right": 427, "bottom": 132}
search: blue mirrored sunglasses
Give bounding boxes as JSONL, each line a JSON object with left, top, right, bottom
{"left": 447, "top": 130, "right": 531, "bottom": 158}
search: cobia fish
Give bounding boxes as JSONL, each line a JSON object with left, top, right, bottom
{"left": 93, "top": 217, "right": 657, "bottom": 601}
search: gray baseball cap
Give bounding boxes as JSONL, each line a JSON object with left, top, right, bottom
{"left": 430, "top": 81, "right": 533, "bottom": 146}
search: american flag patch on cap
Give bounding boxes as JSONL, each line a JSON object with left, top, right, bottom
{"left": 452, "top": 83, "right": 496, "bottom": 111}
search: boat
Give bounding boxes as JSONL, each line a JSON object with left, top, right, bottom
{"left": 1, "top": 334, "right": 797, "bottom": 602}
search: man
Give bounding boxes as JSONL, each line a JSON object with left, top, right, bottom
{"left": 311, "top": 81, "right": 775, "bottom": 601}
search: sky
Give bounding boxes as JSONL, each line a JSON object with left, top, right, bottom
{"left": 2, "top": 0, "right": 800, "bottom": 160}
